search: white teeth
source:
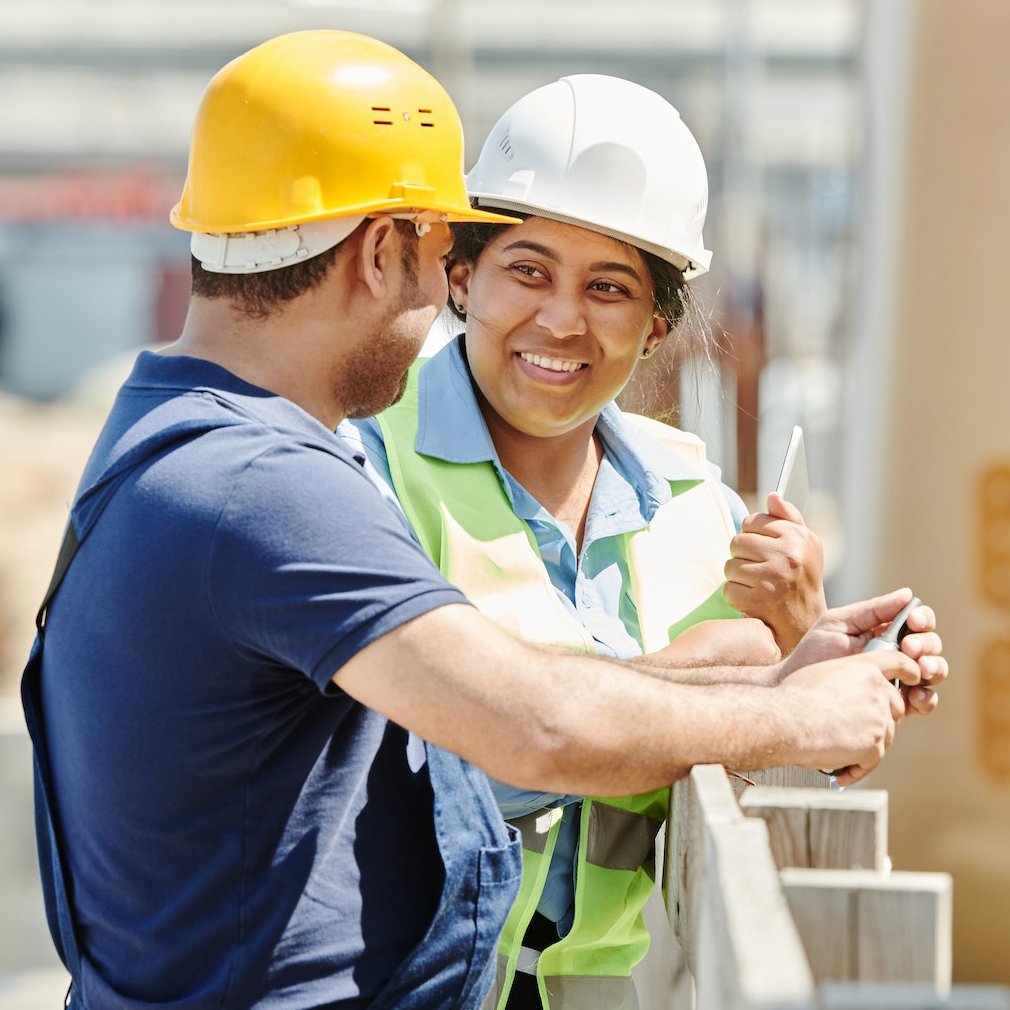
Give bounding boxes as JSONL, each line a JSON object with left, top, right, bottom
{"left": 520, "top": 352, "right": 584, "bottom": 373}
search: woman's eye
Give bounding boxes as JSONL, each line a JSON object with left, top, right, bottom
{"left": 512, "top": 263, "right": 545, "bottom": 278}
{"left": 590, "top": 280, "right": 628, "bottom": 295}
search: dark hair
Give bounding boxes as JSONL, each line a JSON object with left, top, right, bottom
{"left": 190, "top": 244, "right": 341, "bottom": 321}
{"left": 189, "top": 219, "right": 419, "bottom": 320}
{"left": 445, "top": 216, "right": 689, "bottom": 328}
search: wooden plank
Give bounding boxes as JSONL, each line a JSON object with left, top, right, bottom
{"left": 665, "top": 766, "right": 816, "bottom": 1010}
{"left": 779, "top": 872, "right": 855, "bottom": 980}
{"left": 856, "top": 873, "right": 952, "bottom": 992}
{"left": 665, "top": 764, "right": 743, "bottom": 968}
{"left": 780, "top": 868, "right": 952, "bottom": 991}
{"left": 731, "top": 766, "right": 832, "bottom": 794}
{"left": 819, "top": 981, "right": 1010, "bottom": 1009}
{"left": 739, "top": 787, "right": 888, "bottom": 871}
{"left": 695, "top": 817, "right": 816, "bottom": 1010}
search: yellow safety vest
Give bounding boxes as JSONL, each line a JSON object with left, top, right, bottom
{"left": 376, "top": 360, "right": 739, "bottom": 1010}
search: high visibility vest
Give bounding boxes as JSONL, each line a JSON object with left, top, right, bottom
{"left": 376, "top": 360, "right": 739, "bottom": 1010}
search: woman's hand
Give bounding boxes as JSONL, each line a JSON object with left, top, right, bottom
{"left": 723, "top": 492, "right": 828, "bottom": 655}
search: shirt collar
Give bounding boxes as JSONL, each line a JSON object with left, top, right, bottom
{"left": 415, "top": 336, "right": 500, "bottom": 465}
{"left": 414, "top": 336, "right": 707, "bottom": 517}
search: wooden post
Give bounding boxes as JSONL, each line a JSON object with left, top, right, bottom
{"left": 666, "top": 765, "right": 817, "bottom": 1010}
{"left": 819, "top": 980, "right": 1010, "bottom": 1009}
{"left": 738, "top": 787, "right": 889, "bottom": 871}
{"left": 781, "top": 868, "right": 953, "bottom": 991}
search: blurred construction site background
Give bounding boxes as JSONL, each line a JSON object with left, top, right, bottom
{"left": 1, "top": 0, "right": 1007, "bottom": 1002}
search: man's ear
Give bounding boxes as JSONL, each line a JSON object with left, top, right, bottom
{"left": 447, "top": 259, "right": 473, "bottom": 313}
{"left": 355, "top": 217, "right": 398, "bottom": 299}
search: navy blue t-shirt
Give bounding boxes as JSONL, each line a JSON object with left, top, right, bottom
{"left": 39, "top": 352, "right": 477, "bottom": 1009}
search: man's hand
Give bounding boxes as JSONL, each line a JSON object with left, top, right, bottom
{"left": 778, "top": 587, "right": 948, "bottom": 717}
{"left": 776, "top": 651, "right": 912, "bottom": 786}
{"left": 724, "top": 492, "right": 827, "bottom": 655}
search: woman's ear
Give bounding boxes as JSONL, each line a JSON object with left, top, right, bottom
{"left": 642, "top": 313, "right": 670, "bottom": 358}
{"left": 356, "top": 217, "right": 398, "bottom": 299}
{"left": 447, "top": 259, "right": 473, "bottom": 314}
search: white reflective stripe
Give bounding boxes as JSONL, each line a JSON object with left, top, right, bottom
{"left": 514, "top": 945, "right": 541, "bottom": 975}
{"left": 542, "top": 975, "right": 639, "bottom": 1010}
{"left": 536, "top": 807, "right": 564, "bottom": 835}
{"left": 190, "top": 215, "right": 366, "bottom": 274}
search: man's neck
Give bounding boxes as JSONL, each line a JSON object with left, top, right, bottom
{"left": 166, "top": 297, "right": 347, "bottom": 430}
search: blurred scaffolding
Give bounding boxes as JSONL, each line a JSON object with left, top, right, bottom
{"left": 0, "top": 0, "right": 864, "bottom": 481}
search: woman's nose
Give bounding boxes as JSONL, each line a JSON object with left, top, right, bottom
{"left": 534, "top": 288, "right": 587, "bottom": 339}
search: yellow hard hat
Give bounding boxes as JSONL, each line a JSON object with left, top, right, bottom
{"left": 171, "top": 30, "right": 517, "bottom": 234}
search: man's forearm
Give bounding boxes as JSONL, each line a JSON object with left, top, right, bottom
{"left": 334, "top": 604, "right": 898, "bottom": 797}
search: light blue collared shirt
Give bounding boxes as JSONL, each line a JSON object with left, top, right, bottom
{"left": 341, "top": 336, "right": 745, "bottom": 932}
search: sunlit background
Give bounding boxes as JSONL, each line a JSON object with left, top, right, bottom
{"left": 1, "top": 0, "right": 1008, "bottom": 1003}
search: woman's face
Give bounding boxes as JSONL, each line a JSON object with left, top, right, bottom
{"left": 449, "top": 217, "right": 667, "bottom": 443}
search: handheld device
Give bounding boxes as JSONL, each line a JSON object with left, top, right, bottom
{"left": 863, "top": 596, "right": 922, "bottom": 658}
{"left": 773, "top": 425, "right": 808, "bottom": 511}
{"left": 825, "top": 595, "right": 924, "bottom": 777}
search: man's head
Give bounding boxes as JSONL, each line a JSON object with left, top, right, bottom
{"left": 168, "top": 31, "right": 520, "bottom": 421}
{"left": 172, "top": 30, "right": 517, "bottom": 298}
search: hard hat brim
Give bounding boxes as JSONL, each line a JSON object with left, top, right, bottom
{"left": 470, "top": 196, "right": 711, "bottom": 277}
{"left": 170, "top": 201, "right": 521, "bottom": 234}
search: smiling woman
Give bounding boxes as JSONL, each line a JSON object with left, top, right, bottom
{"left": 345, "top": 74, "right": 829, "bottom": 1010}
{"left": 452, "top": 219, "right": 668, "bottom": 450}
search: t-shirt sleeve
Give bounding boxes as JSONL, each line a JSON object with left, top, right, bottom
{"left": 206, "top": 440, "right": 469, "bottom": 692}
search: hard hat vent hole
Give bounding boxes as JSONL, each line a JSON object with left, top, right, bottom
{"left": 498, "top": 132, "right": 513, "bottom": 160}
{"left": 418, "top": 108, "right": 435, "bottom": 127}
{"left": 371, "top": 106, "right": 393, "bottom": 126}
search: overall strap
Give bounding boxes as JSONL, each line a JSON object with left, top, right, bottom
{"left": 36, "top": 521, "right": 80, "bottom": 634}
{"left": 21, "top": 413, "right": 249, "bottom": 990}
{"left": 22, "top": 519, "right": 84, "bottom": 982}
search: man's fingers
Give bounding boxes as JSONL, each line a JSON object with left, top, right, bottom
{"left": 903, "top": 604, "right": 937, "bottom": 634}
{"left": 836, "top": 760, "right": 875, "bottom": 787}
{"left": 905, "top": 685, "right": 939, "bottom": 717}
{"left": 829, "top": 588, "right": 915, "bottom": 637}
{"left": 899, "top": 631, "right": 942, "bottom": 662}
{"left": 864, "top": 648, "right": 921, "bottom": 688}
{"left": 915, "top": 654, "right": 949, "bottom": 685}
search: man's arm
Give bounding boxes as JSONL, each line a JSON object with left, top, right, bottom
{"left": 628, "top": 594, "right": 947, "bottom": 719}
{"left": 333, "top": 589, "right": 926, "bottom": 792}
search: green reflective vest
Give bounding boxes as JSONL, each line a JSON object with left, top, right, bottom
{"left": 376, "top": 361, "right": 739, "bottom": 1010}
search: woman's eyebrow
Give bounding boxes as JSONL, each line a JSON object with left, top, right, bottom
{"left": 499, "top": 240, "right": 644, "bottom": 282}
{"left": 587, "top": 261, "right": 644, "bottom": 282}
{"left": 500, "top": 240, "right": 559, "bottom": 260}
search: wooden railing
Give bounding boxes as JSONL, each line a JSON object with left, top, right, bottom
{"left": 661, "top": 765, "right": 1010, "bottom": 1010}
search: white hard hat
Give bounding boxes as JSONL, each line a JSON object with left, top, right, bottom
{"left": 466, "top": 74, "right": 712, "bottom": 277}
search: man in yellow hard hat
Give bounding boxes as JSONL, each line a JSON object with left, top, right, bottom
{"left": 22, "top": 30, "right": 944, "bottom": 1010}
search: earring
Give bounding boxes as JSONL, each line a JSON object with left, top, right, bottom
{"left": 455, "top": 302, "right": 465, "bottom": 313}
{"left": 641, "top": 346, "right": 652, "bottom": 358}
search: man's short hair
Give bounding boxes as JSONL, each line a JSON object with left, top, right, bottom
{"left": 190, "top": 220, "right": 420, "bottom": 320}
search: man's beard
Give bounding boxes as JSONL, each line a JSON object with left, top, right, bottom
{"left": 339, "top": 276, "right": 433, "bottom": 421}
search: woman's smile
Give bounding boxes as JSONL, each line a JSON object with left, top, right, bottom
{"left": 450, "top": 216, "right": 667, "bottom": 442}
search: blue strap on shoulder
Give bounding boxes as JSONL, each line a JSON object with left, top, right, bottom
{"left": 20, "top": 414, "right": 249, "bottom": 985}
